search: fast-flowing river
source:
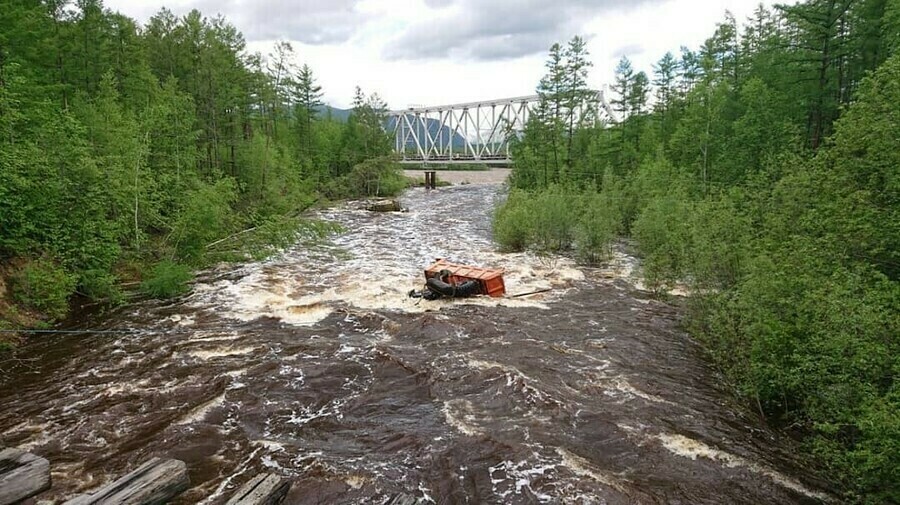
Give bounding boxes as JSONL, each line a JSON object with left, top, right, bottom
{"left": 0, "top": 182, "right": 833, "bottom": 504}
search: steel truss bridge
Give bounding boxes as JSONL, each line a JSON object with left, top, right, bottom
{"left": 388, "top": 90, "right": 615, "bottom": 165}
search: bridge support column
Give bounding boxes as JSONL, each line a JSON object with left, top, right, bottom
{"left": 424, "top": 170, "right": 436, "bottom": 190}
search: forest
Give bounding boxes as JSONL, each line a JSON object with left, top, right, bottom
{"left": 1, "top": 0, "right": 898, "bottom": 502}
{"left": 0, "top": 1, "right": 403, "bottom": 332}
{"left": 495, "top": 2, "right": 899, "bottom": 502}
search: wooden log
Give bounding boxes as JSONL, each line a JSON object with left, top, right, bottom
{"left": 63, "top": 458, "right": 189, "bottom": 505}
{"left": 224, "top": 474, "right": 290, "bottom": 505}
{"left": 0, "top": 447, "right": 51, "bottom": 505}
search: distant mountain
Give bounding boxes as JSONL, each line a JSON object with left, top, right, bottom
{"left": 385, "top": 116, "right": 467, "bottom": 150}
{"left": 317, "top": 105, "right": 468, "bottom": 150}
{"left": 317, "top": 105, "right": 352, "bottom": 122}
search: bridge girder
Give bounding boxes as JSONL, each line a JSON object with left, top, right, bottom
{"left": 387, "top": 90, "right": 615, "bottom": 165}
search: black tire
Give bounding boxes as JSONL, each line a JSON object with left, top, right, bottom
{"left": 425, "top": 277, "right": 481, "bottom": 298}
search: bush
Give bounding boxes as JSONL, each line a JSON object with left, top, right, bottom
{"left": 12, "top": 258, "right": 77, "bottom": 321}
{"left": 169, "top": 179, "right": 239, "bottom": 264}
{"left": 493, "top": 189, "right": 533, "bottom": 251}
{"left": 79, "top": 269, "right": 124, "bottom": 304}
{"left": 530, "top": 185, "right": 579, "bottom": 252}
{"left": 345, "top": 156, "right": 407, "bottom": 198}
{"left": 140, "top": 261, "right": 192, "bottom": 299}
{"left": 688, "top": 191, "right": 751, "bottom": 290}
{"left": 575, "top": 171, "right": 625, "bottom": 264}
{"left": 575, "top": 191, "right": 617, "bottom": 263}
{"left": 632, "top": 191, "right": 693, "bottom": 292}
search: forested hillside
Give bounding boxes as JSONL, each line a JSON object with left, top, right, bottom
{"left": 0, "top": 1, "right": 402, "bottom": 332}
{"left": 496, "top": 2, "right": 899, "bottom": 503}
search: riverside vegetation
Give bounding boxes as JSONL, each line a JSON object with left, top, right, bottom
{"left": 0, "top": 1, "right": 406, "bottom": 336}
{"left": 495, "top": 4, "right": 899, "bottom": 503}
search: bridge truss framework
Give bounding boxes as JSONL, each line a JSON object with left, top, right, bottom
{"left": 388, "top": 90, "right": 615, "bottom": 165}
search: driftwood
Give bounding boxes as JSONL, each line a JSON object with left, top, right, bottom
{"left": 63, "top": 458, "right": 189, "bottom": 505}
{"left": 0, "top": 447, "right": 51, "bottom": 505}
{"left": 224, "top": 474, "right": 290, "bottom": 505}
{"left": 508, "top": 288, "right": 553, "bottom": 298}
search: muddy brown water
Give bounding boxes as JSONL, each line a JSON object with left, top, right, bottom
{"left": 0, "top": 184, "right": 834, "bottom": 504}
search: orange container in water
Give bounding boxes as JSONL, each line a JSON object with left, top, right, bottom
{"left": 424, "top": 259, "right": 506, "bottom": 297}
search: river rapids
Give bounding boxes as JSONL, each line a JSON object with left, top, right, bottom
{"left": 0, "top": 182, "right": 834, "bottom": 504}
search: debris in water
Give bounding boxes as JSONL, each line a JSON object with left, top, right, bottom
{"left": 409, "top": 259, "right": 506, "bottom": 300}
{"left": 365, "top": 199, "right": 403, "bottom": 212}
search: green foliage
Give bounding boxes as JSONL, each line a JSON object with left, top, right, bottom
{"left": 574, "top": 170, "right": 625, "bottom": 263}
{"left": 494, "top": 182, "right": 625, "bottom": 261}
{"left": 0, "top": 2, "right": 393, "bottom": 324}
{"left": 493, "top": 190, "right": 535, "bottom": 252}
{"left": 169, "top": 179, "right": 239, "bottom": 264}
{"left": 140, "top": 261, "right": 192, "bottom": 299}
{"left": 79, "top": 269, "right": 124, "bottom": 305}
{"left": 529, "top": 186, "right": 579, "bottom": 252}
{"left": 12, "top": 258, "right": 77, "bottom": 321}
{"left": 344, "top": 156, "right": 407, "bottom": 198}
{"left": 502, "top": 11, "right": 899, "bottom": 502}
{"left": 632, "top": 191, "right": 693, "bottom": 292}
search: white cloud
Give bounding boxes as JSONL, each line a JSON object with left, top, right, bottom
{"left": 104, "top": 0, "right": 781, "bottom": 109}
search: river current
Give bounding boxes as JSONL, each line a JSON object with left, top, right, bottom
{"left": 0, "top": 183, "right": 833, "bottom": 504}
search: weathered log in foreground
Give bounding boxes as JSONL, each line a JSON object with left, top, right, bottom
{"left": 224, "top": 474, "right": 291, "bottom": 505}
{"left": 63, "top": 458, "right": 189, "bottom": 505}
{"left": 0, "top": 447, "right": 51, "bottom": 505}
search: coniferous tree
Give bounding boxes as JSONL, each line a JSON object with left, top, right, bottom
{"left": 291, "top": 63, "right": 323, "bottom": 160}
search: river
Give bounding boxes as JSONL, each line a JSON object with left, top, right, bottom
{"left": 0, "top": 182, "right": 833, "bottom": 504}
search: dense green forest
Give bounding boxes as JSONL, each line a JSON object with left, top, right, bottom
{"left": 496, "top": 2, "right": 899, "bottom": 502}
{"left": 0, "top": 1, "right": 403, "bottom": 332}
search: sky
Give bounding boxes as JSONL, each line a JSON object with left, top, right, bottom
{"left": 104, "top": 0, "right": 781, "bottom": 110}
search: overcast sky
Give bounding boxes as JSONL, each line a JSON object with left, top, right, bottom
{"left": 104, "top": 0, "right": 781, "bottom": 109}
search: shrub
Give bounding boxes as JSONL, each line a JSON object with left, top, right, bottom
{"left": 492, "top": 190, "right": 533, "bottom": 251}
{"left": 79, "top": 269, "right": 124, "bottom": 304}
{"left": 12, "top": 258, "right": 77, "bottom": 321}
{"left": 140, "top": 261, "right": 192, "bottom": 299}
{"left": 530, "top": 185, "right": 578, "bottom": 252}
{"left": 632, "top": 192, "right": 693, "bottom": 292}
{"left": 575, "top": 191, "right": 618, "bottom": 263}
{"left": 345, "top": 156, "right": 407, "bottom": 198}
{"left": 169, "top": 179, "right": 238, "bottom": 264}
{"left": 575, "top": 171, "right": 625, "bottom": 264}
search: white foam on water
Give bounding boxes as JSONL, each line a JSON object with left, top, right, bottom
{"left": 166, "top": 314, "right": 195, "bottom": 326}
{"left": 418, "top": 482, "right": 437, "bottom": 503}
{"left": 555, "top": 447, "right": 628, "bottom": 492}
{"left": 186, "top": 185, "right": 588, "bottom": 327}
{"left": 198, "top": 447, "right": 262, "bottom": 505}
{"left": 489, "top": 457, "right": 558, "bottom": 502}
{"left": 442, "top": 399, "right": 483, "bottom": 437}
{"left": 9, "top": 421, "right": 56, "bottom": 451}
{"left": 656, "top": 433, "right": 833, "bottom": 502}
{"left": 186, "top": 346, "right": 257, "bottom": 360}
{"left": 175, "top": 393, "right": 226, "bottom": 425}
{"left": 252, "top": 439, "right": 286, "bottom": 452}
{"left": 608, "top": 378, "right": 673, "bottom": 405}
{"left": 345, "top": 474, "right": 370, "bottom": 490}
{"left": 182, "top": 333, "right": 243, "bottom": 344}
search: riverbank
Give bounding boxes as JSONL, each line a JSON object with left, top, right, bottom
{"left": 0, "top": 182, "right": 834, "bottom": 504}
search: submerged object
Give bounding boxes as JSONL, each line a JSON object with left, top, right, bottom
{"left": 426, "top": 275, "right": 481, "bottom": 298}
{"left": 424, "top": 259, "right": 506, "bottom": 298}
